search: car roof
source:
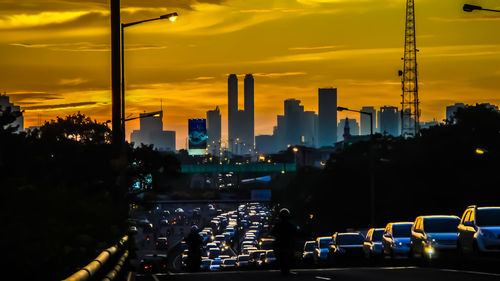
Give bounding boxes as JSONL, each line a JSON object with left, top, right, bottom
{"left": 337, "top": 232, "right": 363, "bottom": 236}
{"left": 477, "top": 207, "right": 500, "bottom": 210}
{"left": 420, "top": 215, "right": 460, "bottom": 220}
{"left": 317, "top": 236, "right": 332, "bottom": 240}
{"left": 389, "top": 222, "right": 413, "bottom": 226}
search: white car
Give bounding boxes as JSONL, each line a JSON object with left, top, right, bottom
{"left": 314, "top": 236, "right": 332, "bottom": 262}
{"left": 209, "top": 258, "right": 222, "bottom": 271}
{"left": 382, "top": 222, "right": 413, "bottom": 258}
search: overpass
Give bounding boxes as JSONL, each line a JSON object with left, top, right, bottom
{"left": 180, "top": 162, "right": 296, "bottom": 173}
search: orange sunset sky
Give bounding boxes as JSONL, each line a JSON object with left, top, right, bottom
{"left": 1, "top": 0, "right": 499, "bottom": 149}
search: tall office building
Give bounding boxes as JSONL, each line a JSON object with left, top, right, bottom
{"left": 244, "top": 74, "right": 255, "bottom": 148}
{"left": 228, "top": 74, "right": 238, "bottom": 152}
{"left": 379, "top": 106, "right": 400, "bottom": 136}
{"left": 318, "top": 88, "right": 337, "bottom": 147}
{"left": 207, "top": 106, "right": 221, "bottom": 155}
{"left": 227, "top": 73, "right": 254, "bottom": 155}
{"left": 130, "top": 110, "right": 176, "bottom": 151}
{"left": 360, "top": 106, "right": 376, "bottom": 135}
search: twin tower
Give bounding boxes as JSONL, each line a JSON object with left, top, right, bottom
{"left": 228, "top": 74, "right": 254, "bottom": 154}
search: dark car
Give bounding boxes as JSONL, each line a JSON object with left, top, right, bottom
{"left": 382, "top": 222, "right": 413, "bottom": 258}
{"left": 363, "top": 228, "right": 384, "bottom": 259}
{"left": 329, "top": 233, "right": 365, "bottom": 262}
{"left": 411, "top": 215, "right": 460, "bottom": 259}
{"left": 155, "top": 237, "right": 169, "bottom": 250}
{"left": 302, "top": 241, "right": 317, "bottom": 263}
{"left": 458, "top": 206, "right": 500, "bottom": 255}
{"left": 139, "top": 254, "right": 168, "bottom": 273}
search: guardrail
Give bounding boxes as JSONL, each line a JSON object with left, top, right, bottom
{"left": 62, "top": 236, "right": 129, "bottom": 281}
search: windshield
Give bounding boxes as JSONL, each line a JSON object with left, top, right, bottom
{"left": 372, "top": 230, "right": 383, "bottom": 242}
{"left": 319, "top": 238, "right": 332, "bottom": 248}
{"left": 305, "top": 242, "right": 316, "bottom": 251}
{"left": 202, "top": 260, "right": 211, "bottom": 266}
{"left": 392, "top": 224, "right": 412, "bottom": 237}
{"left": 337, "top": 234, "right": 364, "bottom": 245}
{"left": 211, "top": 260, "right": 222, "bottom": 265}
{"left": 238, "top": 256, "right": 249, "bottom": 261}
{"left": 267, "top": 252, "right": 275, "bottom": 258}
{"left": 476, "top": 209, "right": 500, "bottom": 226}
{"left": 224, "top": 259, "right": 236, "bottom": 265}
{"left": 423, "top": 218, "right": 460, "bottom": 232}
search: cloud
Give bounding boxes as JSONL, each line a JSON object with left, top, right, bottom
{"left": 289, "top": 45, "right": 338, "bottom": 51}
{"left": 9, "top": 42, "right": 168, "bottom": 52}
{"left": 23, "top": 102, "right": 100, "bottom": 111}
{"left": 430, "top": 16, "right": 500, "bottom": 23}
{"left": 190, "top": 76, "right": 216, "bottom": 80}
{"left": 252, "top": 72, "right": 307, "bottom": 78}
{"left": 59, "top": 78, "right": 88, "bottom": 86}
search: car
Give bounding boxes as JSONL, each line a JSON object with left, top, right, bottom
{"left": 221, "top": 258, "right": 237, "bottom": 270}
{"left": 139, "top": 253, "right": 168, "bottom": 273}
{"left": 382, "top": 222, "right": 413, "bottom": 258}
{"left": 329, "top": 232, "right": 365, "bottom": 261}
{"left": 209, "top": 258, "right": 222, "bottom": 271}
{"left": 363, "top": 228, "right": 384, "bottom": 258}
{"left": 200, "top": 259, "right": 212, "bottom": 271}
{"left": 264, "top": 250, "right": 276, "bottom": 266}
{"left": 457, "top": 206, "right": 500, "bottom": 255}
{"left": 236, "top": 254, "right": 250, "bottom": 268}
{"left": 128, "top": 226, "right": 138, "bottom": 235}
{"left": 248, "top": 250, "right": 267, "bottom": 267}
{"left": 302, "top": 241, "right": 317, "bottom": 263}
{"left": 256, "top": 252, "right": 267, "bottom": 267}
{"left": 207, "top": 248, "right": 221, "bottom": 259}
{"left": 155, "top": 237, "right": 169, "bottom": 250}
{"left": 259, "top": 238, "right": 275, "bottom": 250}
{"left": 242, "top": 246, "right": 258, "bottom": 255}
{"left": 411, "top": 215, "right": 460, "bottom": 259}
{"left": 314, "top": 236, "right": 333, "bottom": 263}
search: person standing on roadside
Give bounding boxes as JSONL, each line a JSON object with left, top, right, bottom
{"left": 271, "top": 208, "right": 297, "bottom": 275}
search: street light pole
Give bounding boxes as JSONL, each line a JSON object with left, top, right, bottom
{"left": 120, "top": 12, "right": 178, "bottom": 142}
{"left": 111, "top": 0, "right": 122, "bottom": 149}
{"left": 337, "top": 106, "right": 376, "bottom": 226}
{"left": 463, "top": 4, "right": 500, "bottom": 13}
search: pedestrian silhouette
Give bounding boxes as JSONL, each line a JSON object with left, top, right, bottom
{"left": 184, "top": 225, "right": 202, "bottom": 272}
{"left": 271, "top": 208, "right": 297, "bottom": 275}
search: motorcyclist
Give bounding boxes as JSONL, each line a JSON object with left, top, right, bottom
{"left": 184, "top": 225, "right": 203, "bottom": 272}
{"left": 271, "top": 208, "right": 297, "bottom": 275}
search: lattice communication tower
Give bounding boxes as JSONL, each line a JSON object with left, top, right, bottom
{"left": 399, "top": 0, "right": 420, "bottom": 136}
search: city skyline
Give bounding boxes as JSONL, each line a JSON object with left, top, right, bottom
{"left": 1, "top": 0, "right": 499, "bottom": 149}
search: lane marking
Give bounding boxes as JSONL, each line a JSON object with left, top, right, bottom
{"left": 152, "top": 274, "right": 160, "bottom": 281}
{"left": 438, "top": 268, "right": 500, "bottom": 277}
{"left": 315, "top": 277, "right": 331, "bottom": 280}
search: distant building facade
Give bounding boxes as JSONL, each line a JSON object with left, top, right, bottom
{"left": 0, "top": 94, "right": 24, "bottom": 132}
{"left": 337, "top": 118, "right": 359, "bottom": 142}
{"left": 360, "top": 106, "right": 376, "bottom": 135}
{"left": 378, "top": 106, "right": 400, "bottom": 136}
{"left": 206, "top": 106, "right": 221, "bottom": 156}
{"left": 130, "top": 110, "right": 176, "bottom": 151}
{"left": 318, "top": 88, "right": 337, "bottom": 147}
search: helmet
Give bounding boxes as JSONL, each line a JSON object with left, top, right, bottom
{"left": 279, "top": 208, "right": 291, "bottom": 220}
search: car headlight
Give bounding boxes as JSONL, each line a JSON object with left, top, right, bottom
{"left": 480, "top": 229, "right": 495, "bottom": 239}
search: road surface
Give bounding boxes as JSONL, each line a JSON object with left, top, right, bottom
{"left": 135, "top": 266, "right": 500, "bottom": 281}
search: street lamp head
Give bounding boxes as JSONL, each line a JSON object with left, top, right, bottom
{"left": 160, "top": 12, "right": 178, "bottom": 22}
{"left": 463, "top": 4, "right": 482, "bottom": 12}
{"left": 337, "top": 106, "right": 349, "bottom": 111}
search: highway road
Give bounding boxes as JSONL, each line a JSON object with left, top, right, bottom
{"left": 135, "top": 266, "right": 500, "bottom": 281}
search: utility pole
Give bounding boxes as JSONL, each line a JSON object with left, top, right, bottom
{"left": 400, "top": 0, "right": 420, "bottom": 137}
{"left": 111, "top": 0, "right": 122, "bottom": 148}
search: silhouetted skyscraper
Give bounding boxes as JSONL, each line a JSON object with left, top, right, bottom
{"left": 228, "top": 74, "right": 238, "bottom": 152}
{"left": 244, "top": 74, "right": 255, "bottom": 148}
{"left": 360, "top": 106, "right": 376, "bottom": 136}
{"left": 337, "top": 118, "right": 359, "bottom": 141}
{"left": 207, "top": 106, "right": 221, "bottom": 155}
{"left": 227, "top": 73, "right": 255, "bottom": 155}
{"left": 318, "top": 88, "right": 337, "bottom": 147}
{"left": 379, "top": 106, "right": 400, "bottom": 136}
{"left": 130, "top": 110, "right": 176, "bottom": 151}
